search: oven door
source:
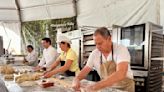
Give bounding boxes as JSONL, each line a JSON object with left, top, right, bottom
{"left": 117, "top": 24, "right": 148, "bottom": 69}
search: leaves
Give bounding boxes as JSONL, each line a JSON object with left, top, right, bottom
{"left": 21, "top": 17, "right": 77, "bottom": 56}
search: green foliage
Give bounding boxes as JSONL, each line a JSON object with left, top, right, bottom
{"left": 21, "top": 17, "right": 77, "bottom": 55}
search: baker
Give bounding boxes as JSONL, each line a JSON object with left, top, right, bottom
{"left": 72, "top": 27, "right": 134, "bottom": 92}
{"left": 43, "top": 35, "right": 80, "bottom": 78}
{"left": 34, "top": 38, "right": 58, "bottom": 71}
{"left": 23, "top": 45, "right": 38, "bottom": 66}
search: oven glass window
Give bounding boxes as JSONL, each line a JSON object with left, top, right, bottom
{"left": 120, "top": 24, "right": 145, "bottom": 66}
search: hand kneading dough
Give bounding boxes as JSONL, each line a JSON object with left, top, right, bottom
{"left": 0, "top": 65, "right": 15, "bottom": 74}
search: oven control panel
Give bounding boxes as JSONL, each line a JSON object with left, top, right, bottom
{"left": 134, "top": 76, "right": 147, "bottom": 92}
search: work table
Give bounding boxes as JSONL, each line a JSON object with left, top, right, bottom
{"left": 0, "top": 61, "right": 125, "bottom": 92}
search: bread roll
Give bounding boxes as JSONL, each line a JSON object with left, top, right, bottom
{"left": 15, "top": 73, "right": 42, "bottom": 83}
{"left": 0, "top": 65, "right": 15, "bottom": 74}
{"left": 4, "top": 74, "right": 14, "bottom": 80}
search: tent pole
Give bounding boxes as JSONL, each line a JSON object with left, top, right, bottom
{"left": 15, "top": 0, "right": 22, "bottom": 22}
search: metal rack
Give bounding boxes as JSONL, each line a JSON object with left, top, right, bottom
{"left": 148, "top": 30, "right": 164, "bottom": 92}
{"left": 80, "top": 27, "right": 96, "bottom": 68}
{"left": 80, "top": 26, "right": 112, "bottom": 68}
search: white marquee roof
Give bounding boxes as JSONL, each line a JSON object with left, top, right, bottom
{"left": 0, "top": 0, "right": 76, "bottom": 22}
{"left": 0, "top": 0, "right": 164, "bottom": 28}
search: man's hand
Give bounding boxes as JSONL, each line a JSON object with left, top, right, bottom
{"left": 24, "top": 61, "right": 29, "bottom": 65}
{"left": 23, "top": 58, "right": 27, "bottom": 64}
{"left": 72, "top": 78, "right": 81, "bottom": 91}
{"left": 82, "top": 84, "right": 96, "bottom": 92}
{"left": 72, "top": 66, "right": 92, "bottom": 91}
{"left": 33, "top": 66, "right": 41, "bottom": 71}
{"left": 46, "top": 67, "right": 52, "bottom": 72}
{"left": 43, "top": 67, "right": 52, "bottom": 76}
{"left": 22, "top": 60, "right": 26, "bottom": 64}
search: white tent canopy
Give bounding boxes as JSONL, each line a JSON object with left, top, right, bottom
{"left": 19, "top": 0, "right": 76, "bottom": 21}
{"left": 0, "top": 0, "right": 19, "bottom": 22}
{"left": 0, "top": 0, "right": 76, "bottom": 22}
{"left": 77, "top": 0, "right": 161, "bottom": 27}
{"left": 0, "top": 0, "right": 164, "bottom": 26}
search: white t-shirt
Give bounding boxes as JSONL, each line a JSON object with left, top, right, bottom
{"left": 86, "top": 43, "right": 133, "bottom": 79}
{"left": 25, "top": 50, "right": 38, "bottom": 66}
{"left": 39, "top": 45, "right": 58, "bottom": 67}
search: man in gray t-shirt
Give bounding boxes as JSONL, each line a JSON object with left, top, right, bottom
{"left": 0, "top": 78, "right": 8, "bottom": 92}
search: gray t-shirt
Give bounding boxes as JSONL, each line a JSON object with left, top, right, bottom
{"left": 0, "top": 78, "right": 8, "bottom": 92}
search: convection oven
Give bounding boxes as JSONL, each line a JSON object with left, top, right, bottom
{"left": 112, "top": 22, "right": 164, "bottom": 92}
{"left": 112, "top": 22, "right": 163, "bottom": 70}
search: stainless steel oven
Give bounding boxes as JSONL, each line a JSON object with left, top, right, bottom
{"left": 112, "top": 22, "right": 163, "bottom": 70}
{"left": 120, "top": 24, "right": 146, "bottom": 69}
{"left": 112, "top": 22, "right": 164, "bottom": 92}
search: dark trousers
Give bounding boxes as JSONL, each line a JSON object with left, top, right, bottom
{"left": 60, "top": 61, "right": 75, "bottom": 76}
{"left": 86, "top": 70, "right": 100, "bottom": 81}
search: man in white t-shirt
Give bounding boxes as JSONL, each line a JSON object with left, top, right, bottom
{"left": 24, "top": 45, "right": 38, "bottom": 66}
{"left": 72, "top": 27, "right": 134, "bottom": 92}
{"left": 34, "top": 38, "right": 58, "bottom": 71}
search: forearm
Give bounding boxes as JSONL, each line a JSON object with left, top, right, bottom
{"left": 76, "top": 71, "right": 87, "bottom": 81}
{"left": 76, "top": 66, "right": 91, "bottom": 81}
{"left": 51, "top": 66, "right": 69, "bottom": 75}
{"left": 50, "top": 61, "right": 60, "bottom": 70}
{"left": 34, "top": 65, "right": 42, "bottom": 71}
{"left": 48, "top": 57, "right": 60, "bottom": 70}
